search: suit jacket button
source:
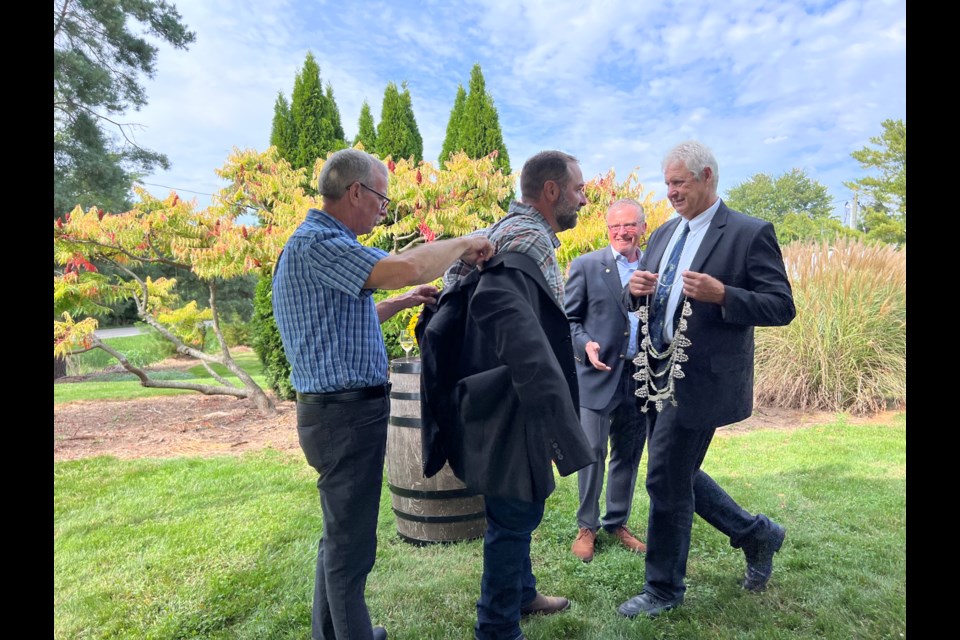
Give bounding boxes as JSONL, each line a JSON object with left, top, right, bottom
{"left": 619, "top": 354, "right": 625, "bottom": 359}
{"left": 557, "top": 453, "right": 564, "bottom": 460}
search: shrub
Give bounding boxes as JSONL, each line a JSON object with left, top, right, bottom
{"left": 754, "top": 239, "right": 905, "bottom": 414}
{"left": 250, "top": 277, "right": 296, "bottom": 401}
{"left": 220, "top": 312, "right": 253, "bottom": 348}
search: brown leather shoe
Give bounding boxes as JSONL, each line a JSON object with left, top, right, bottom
{"left": 611, "top": 525, "right": 647, "bottom": 553}
{"left": 520, "top": 592, "right": 570, "bottom": 617}
{"left": 571, "top": 527, "right": 597, "bottom": 562}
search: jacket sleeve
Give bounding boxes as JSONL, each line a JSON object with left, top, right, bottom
{"left": 721, "top": 221, "right": 796, "bottom": 327}
{"left": 563, "top": 255, "right": 592, "bottom": 359}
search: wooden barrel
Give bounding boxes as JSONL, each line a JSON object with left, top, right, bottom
{"left": 387, "top": 357, "right": 486, "bottom": 544}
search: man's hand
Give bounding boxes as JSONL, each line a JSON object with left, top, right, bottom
{"left": 628, "top": 270, "right": 658, "bottom": 297}
{"left": 403, "top": 284, "right": 440, "bottom": 308}
{"left": 681, "top": 270, "right": 726, "bottom": 305}
{"left": 585, "top": 341, "right": 612, "bottom": 371}
{"left": 459, "top": 237, "right": 496, "bottom": 267}
{"left": 376, "top": 284, "right": 441, "bottom": 324}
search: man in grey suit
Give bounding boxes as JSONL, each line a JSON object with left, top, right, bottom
{"left": 565, "top": 199, "right": 649, "bottom": 562}
{"left": 617, "top": 141, "right": 795, "bottom": 618}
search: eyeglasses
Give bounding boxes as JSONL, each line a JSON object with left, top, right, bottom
{"left": 607, "top": 222, "right": 640, "bottom": 231}
{"left": 354, "top": 182, "right": 391, "bottom": 211}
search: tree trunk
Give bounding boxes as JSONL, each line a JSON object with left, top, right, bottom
{"left": 54, "top": 355, "right": 68, "bottom": 380}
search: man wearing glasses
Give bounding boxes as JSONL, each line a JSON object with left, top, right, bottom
{"left": 272, "top": 148, "right": 494, "bottom": 640}
{"left": 564, "top": 199, "right": 649, "bottom": 563}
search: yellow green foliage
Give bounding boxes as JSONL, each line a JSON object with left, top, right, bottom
{"left": 211, "top": 146, "right": 319, "bottom": 275}
{"left": 54, "top": 312, "right": 99, "bottom": 358}
{"left": 157, "top": 301, "right": 213, "bottom": 347}
{"left": 360, "top": 150, "right": 514, "bottom": 253}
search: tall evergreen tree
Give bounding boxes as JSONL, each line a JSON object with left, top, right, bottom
{"left": 285, "top": 52, "right": 346, "bottom": 169}
{"left": 353, "top": 100, "right": 378, "bottom": 151}
{"left": 459, "top": 64, "right": 510, "bottom": 174}
{"left": 290, "top": 52, "right": 327, "bottom": 169}
{"left": 400, "top": 83, "right": 424, "bottom": 163}
{"left": 269, "top": 92, "right": 296, "bottom": 160}
{"left": 323, "top": 83, "right": 347, "bottom": 150}
{"left": 54, "top": 0, "right": 195, "bottom": 216}
{"left": 439, "top": 84, "right": 467, "bottom": 167}
{"left": 376, "top": 81, "right": 423, "bottom": 163}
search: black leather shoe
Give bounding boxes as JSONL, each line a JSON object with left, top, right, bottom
{"left": 743, "top": 521, "right": 786, "bottom": 592}
{"left": 372, "top": 626, "right": 387, "bottom": 640}
{"left": 617, "top": 591, "right": 683, "bottom": 618}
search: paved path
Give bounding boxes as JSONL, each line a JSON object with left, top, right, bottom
{"left": 94, "top": 326, "right": 144, "bottom": 339}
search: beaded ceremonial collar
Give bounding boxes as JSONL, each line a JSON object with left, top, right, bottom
{"left": 632, "top": 297, "right": 693, "bottom": 413}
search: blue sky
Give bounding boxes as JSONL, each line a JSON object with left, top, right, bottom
{"left": 131, "top": 0, "right": 905, "bottom": 223}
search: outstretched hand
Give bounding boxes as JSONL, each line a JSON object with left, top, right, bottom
{"left": 585, "top": 341, "right": 612, "bottom": 371}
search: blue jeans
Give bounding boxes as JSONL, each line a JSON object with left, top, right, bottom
{"left": 475, "top": 495, "right": 545, "bottom": 640}
{"left": 297, "top": 395, "right": 389, "bottom": 640}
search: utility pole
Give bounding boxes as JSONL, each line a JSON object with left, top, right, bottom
{"left": 848, "top": 190, "right": 859, "bottom": 230}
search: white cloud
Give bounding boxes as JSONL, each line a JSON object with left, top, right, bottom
{"left": 125, "top": 0, "right": 904, "bottom": 220}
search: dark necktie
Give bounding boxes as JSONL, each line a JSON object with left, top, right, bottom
{"left": 648, "top": 222, "right": 690, "bottom": 352}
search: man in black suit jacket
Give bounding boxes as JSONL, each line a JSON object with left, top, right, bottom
{"left": 565, "top": 199, "right": 649, "bottom": 562}
{"left": 617, "top": 141, "right": 796, "bottom": 619}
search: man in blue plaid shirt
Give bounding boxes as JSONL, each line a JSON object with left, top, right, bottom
{"left": 273, "top": 148, "right": 493, "bottom": 640}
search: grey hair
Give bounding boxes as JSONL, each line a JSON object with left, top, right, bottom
{"left": 607, "top": 198, "right": 646, "bottom": 223}
{"left": 520, "top": 150, "right": 579, "bottom": 200}
{"left": 318, "top": 149, "right": 385, "bottom": 200}
{"left": 662, "top": 141, "right": 719, "bottom": 190}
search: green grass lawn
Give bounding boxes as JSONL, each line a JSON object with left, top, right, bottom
{"left": 54, "top": 351, "right": 268, "bottom": 404}
{"left": 54, "top": 414, "right": 906, "bottom": 639}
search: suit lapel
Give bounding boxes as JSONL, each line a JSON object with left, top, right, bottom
{"left": 689, "top": 202, "right": 729, "bottom": 273}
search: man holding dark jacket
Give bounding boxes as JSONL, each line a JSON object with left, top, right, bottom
{"left": 421, "top": 151, "right": 594, "bottom": 640}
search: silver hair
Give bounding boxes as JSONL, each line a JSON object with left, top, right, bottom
{"left": 318, "top": 149, "right": 385, "bottom": 200}
{"left": 662, "top": 141, "right": 719, "bottom": 190}
{"left": 607, "top": 198, "right": 646, "bottom": 223}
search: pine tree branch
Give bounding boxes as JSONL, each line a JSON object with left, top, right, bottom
{"left": 53, "top": 0, "right": 73, "bottom": 41}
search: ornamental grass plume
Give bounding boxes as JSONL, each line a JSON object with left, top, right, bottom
{"left": 754, "top": 238, "right": 905, "bottom": 414}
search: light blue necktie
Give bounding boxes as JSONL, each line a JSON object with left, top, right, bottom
{"left": 648, "top": 222, "right": 690, "bottom": 352}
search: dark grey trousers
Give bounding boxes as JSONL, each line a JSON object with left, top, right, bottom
{"left": 576, "top": 366, "right": 646, "bottom": 531}
{"left": 296, "top": 395, "right": 389, "bottom": 640}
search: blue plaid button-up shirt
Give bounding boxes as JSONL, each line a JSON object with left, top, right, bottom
{"left": 272, "top": 209, "right": 389, "bottom": 393}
